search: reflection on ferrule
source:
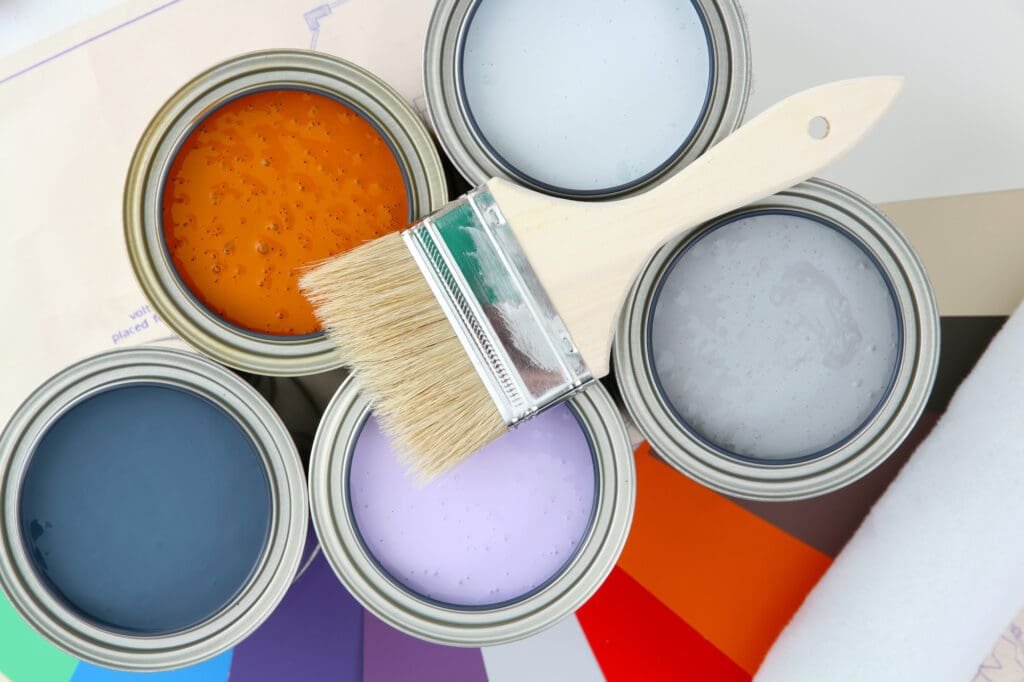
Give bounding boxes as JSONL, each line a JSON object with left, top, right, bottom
{"left": 403, "top": 189, "right": 593, "bottom": 425}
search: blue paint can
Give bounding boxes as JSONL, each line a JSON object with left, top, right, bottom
{"left": 0, "top": 348, "right": 307, "bottom": 671}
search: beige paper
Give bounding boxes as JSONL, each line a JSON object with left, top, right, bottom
{"left": 880, "top": 189, "right": 1024, "bottom": 317}
{"left": 0, "top": 0, "right": 433, "bottom": 424}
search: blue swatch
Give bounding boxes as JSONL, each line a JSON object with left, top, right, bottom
{"left": 20, "top": 383, "right": 271, "bottom": 635}
{"left": 69, "top": 649, "right": 232, "bottom": 681}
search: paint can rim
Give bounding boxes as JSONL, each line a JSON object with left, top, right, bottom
{"left": 613, "top": 178, "right": 941, "bottom": 501}
{"left": 423, "top": 0, "right": 751, "bottom": 200}
{"left": 125, "top": 49, "right": 448, "bottom": 376}
{"left": 308, "top": 376, "right": 635, "bottom": 646}
{"left": 0, "top": 347, "right": 308, "bottom": 671}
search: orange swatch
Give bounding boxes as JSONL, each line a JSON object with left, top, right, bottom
{"left": 162, "top": 89, "right": 409, "bottom": 336}
{"left": 618, "top": 444, "right": 831, "bottom": 674}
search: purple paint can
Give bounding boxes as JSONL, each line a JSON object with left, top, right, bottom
{"left": 308, "top": 377, "right": 634, "bottom": 645}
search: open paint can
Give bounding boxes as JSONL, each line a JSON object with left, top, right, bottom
{"left": 309, "top": 377, "right": 634, "bottom": 646}
{"left": 425, "top": 0, "right": 750, "bottom": 199}
{"left": 615, "top": 179, "right": 940, "bottom": 500}
{"left": 125, "top": 50, "right": 448, "bottom": 376}
{"left": 0, "top": 348, "right": 307, "bottom": 670}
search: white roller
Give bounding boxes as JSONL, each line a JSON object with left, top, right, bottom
{"left": 757, "top": 303, "right": 1024, "bottom": 681}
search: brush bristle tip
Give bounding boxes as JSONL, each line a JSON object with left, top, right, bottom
{"left": 301, "top": 233, "right": 507, "bottom": 479}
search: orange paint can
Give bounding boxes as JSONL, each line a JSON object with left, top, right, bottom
{"left": 126, "top": 51, "right": 447, "bottom": 375}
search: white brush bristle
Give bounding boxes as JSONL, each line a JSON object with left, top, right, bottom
{"left": 300, "top": 233, "right": 507, "bottom": 479}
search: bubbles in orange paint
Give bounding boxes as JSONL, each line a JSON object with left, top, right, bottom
{"left": 161, "top": 89, "right": 410, "bottom": 335}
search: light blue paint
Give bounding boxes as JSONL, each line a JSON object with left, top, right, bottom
{"left": 69, "top": 649, "right": 233, "bottom": 681}
{"left": 461, "top": 0, "right": 713, "bottom": 194}
{"left": 20, "top": 384, "right": 271, "bottom": 635}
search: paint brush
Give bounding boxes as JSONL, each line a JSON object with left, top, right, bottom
{"left": 301, "top": 76, "right": 904, "bottom": 477}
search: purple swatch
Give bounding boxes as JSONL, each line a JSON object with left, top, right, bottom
{"left": 362, "top": 612, "right": 488, "bottom": 682}
{"left": 228, "top": 532, "right": 363, "bottom": 681}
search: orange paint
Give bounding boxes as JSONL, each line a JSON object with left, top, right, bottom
{"left": 162, "top": 89, "right": 409, "bottom": 336}
{"left": 617, "top": 444, "right": 831, "bottom": 674}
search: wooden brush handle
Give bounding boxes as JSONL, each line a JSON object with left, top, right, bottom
{"left": 487, "top": 76, "right": 904, "bottom": 377}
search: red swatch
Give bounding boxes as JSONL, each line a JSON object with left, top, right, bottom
{"left": 578, "top": 567, "right": 750, "bottom": 682}
{"left": 617, "top": 445, "right": 831, "bottom": 673}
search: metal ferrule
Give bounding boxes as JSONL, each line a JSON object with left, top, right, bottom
{"left": 403, "top": 188, "right": 593, "bottom": 426}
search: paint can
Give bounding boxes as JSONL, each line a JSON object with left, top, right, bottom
{"left": 614, "top": 179, "right": 940, "bottom": 500}
{"left": 0, "top": 348, "right": 307, "bottom": 670}
{"left": 125, "top": 50, "right": 448, "bottom": 376}
{"left": 309, "top": 376, "right": 634, "bottom": 646}
{"left": 425, "top": 0, "right": 750, "bottom": 199}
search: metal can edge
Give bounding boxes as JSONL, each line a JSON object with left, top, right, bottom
{"left": 613, "top": 178, "right": 940, "bottom": 501}
{"left": 0, "top": 347, "right": 308, "bottom": 670}
{"left": 125, "top": 50, "right": 448, "bottom": 377}
{"left": 423, "top": 0, "right": 751, "bottom": 200}
{"left": 309, "top": 376, "right": 635, "bottom": 646}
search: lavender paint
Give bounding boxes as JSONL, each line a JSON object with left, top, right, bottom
{"left": 349, "top": 404, "right": 596, "bottom": 607}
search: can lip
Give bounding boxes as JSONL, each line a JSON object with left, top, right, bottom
{"left": 0, "top": 347, "right": 308, "bottom": 671}
{"left": 424, "top": 0, "right": 750, "bottom": 200}
{"left": 309, "top": 377, "right": 635, "bottom": 646}
{"left": 125, "top": 50, "right": 448, "bottom": 377}
{"left": 614, "top": 178, "right": 941, "bottom": 501}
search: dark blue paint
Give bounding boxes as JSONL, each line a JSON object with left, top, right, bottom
{"left": 19, "top": 383, "right": 272, "bottom": 635}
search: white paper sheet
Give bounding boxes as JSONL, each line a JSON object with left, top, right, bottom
{"left": 742, "top": 0, "right": 1024, "bottom": 203}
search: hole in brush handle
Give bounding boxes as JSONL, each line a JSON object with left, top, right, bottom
{"left": 808, "top": 116, "right": 831, "bottom": 140}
